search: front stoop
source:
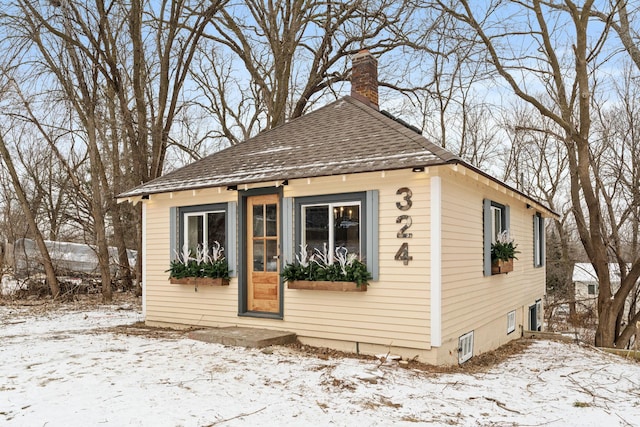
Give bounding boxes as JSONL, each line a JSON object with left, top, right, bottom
{"left": 188, "top": 327, "right": 297, "bottom": 348}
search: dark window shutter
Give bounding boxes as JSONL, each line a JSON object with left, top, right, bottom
{"left": 540, "top": 216, "right": 545, "bottom": 267}
{"left": 169, "top": 207, "right": 178, "bottom": 261}
{"left": 227, "top": 202, "right": 237, "bottom": 277}
{"left": 366, "top": 190, "right": 379, "bottom": 281}
{"left": 483, "top": 199, "right": 492, "bottom": 276}
{"left": 281, "top": 197, "right": 294, "bottom": 266}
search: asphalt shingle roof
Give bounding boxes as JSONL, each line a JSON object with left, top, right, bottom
{"left": 118, "top": 96, "right": 462, "bottom": 198}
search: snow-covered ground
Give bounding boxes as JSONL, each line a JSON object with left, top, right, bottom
{"left": 1, "top": 302, "right": 639, "bottom": 426}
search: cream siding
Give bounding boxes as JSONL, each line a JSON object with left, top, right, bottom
{"left": 141, "top": 166, "right": 548, "bottom": 364}
{"left": 436, "top": 167, "right": 546, "bottom": 364}
{"left": 143, "top": 170, "right": 432, "bottom": 354}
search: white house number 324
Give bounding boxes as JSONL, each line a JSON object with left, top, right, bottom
{"left": 395, "top": 187, "right": 413, "bottom": 265}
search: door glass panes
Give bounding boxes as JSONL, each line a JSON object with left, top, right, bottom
{"left": 253, "top": 205, "right": 264, "bottom": 237}
{"left": 187, "top": 215, "right": 203, "bottom": 255}
{"left": 253, "top": 241, "right": 264, "bottom": 271}
{"left": 334, "top": 204, "right": 360, "bottom": 255}
{"left": 304, "top": 205, "right": 329, "bottom": 255}
{"left": 252, "top": 199, "right": 279, "bottom": 273}
{"left": 266, "top": 240, "right": 277, "bottom": 272}
{"left": 266, "top": 204, "right": 277, "bottom": 236}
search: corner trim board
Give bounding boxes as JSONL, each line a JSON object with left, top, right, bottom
{"left": 430, "top": 176, "right": 442, "bottom": 347}
{"left": 142, "top": 202, "right": 147, "bottom": 318}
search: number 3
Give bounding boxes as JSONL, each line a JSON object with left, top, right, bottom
{"left": 396, "top": 187, "right": 413, "bottom": 211}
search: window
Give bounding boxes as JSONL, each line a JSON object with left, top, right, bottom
{"left": 483, "top": 199, "right": 510, "bottom": 276}
{"left": 458, "top": 331, "right": 474, "bottom": 364}
{"left": 533, "top": 213, "right": 545, "bottom": 267}
{"left": 587, "top": 283, "right": 598, "bottom": 295}
{"left": 296, "top": 192, "right": 365, "bottom": 263}
{"left": 507, "top": 310, "right": 516, "bottom": 334}
{"left": 491, "top": 204, "right": 504, "bottom": 243}
{"left": 529, "top": 300, "right": 542, "bottom": 331}
{"left": 178, "top": 204, "right": 227, "bottom": 259}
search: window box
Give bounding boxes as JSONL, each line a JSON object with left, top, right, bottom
{"left": 490, "top": 229, "right": 518, "bottom": 275}
{"left": 281, "top": 244, "right": 372, "bottom": 290}
{"left": 167, "top": 242, "right": 231, "bottom": 287}
{"left": 170, "top": 277, "right": 229, "bottom": 286}
{"left": 287, "top": 280, "right": 366, "bottom": 292}
{"left": 491, "top": 258, "right": 514, "bottom": 274}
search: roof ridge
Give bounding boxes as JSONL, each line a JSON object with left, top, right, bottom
{"left": 343, "top": 95, "right": 461, "bottom": 163}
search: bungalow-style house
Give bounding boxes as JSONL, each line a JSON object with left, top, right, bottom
{"left": 119, "top": 51, "right": 556, "bottom": 364}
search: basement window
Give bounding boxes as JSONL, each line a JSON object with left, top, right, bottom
{"left": 507, "top": 310, "right": 516, "bottom": 334}
{"left": 458, "top": 331, "right": 474, "bottom": 364}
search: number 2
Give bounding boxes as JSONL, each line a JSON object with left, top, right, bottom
{"left": 396, "top": 215, "right": 413, "bottom": 238}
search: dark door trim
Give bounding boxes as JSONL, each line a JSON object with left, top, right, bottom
{"left": 237, "top": 187, "right": 283, "bottom": 319}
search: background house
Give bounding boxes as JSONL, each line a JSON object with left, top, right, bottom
{"left": 119, "top": 50, "right": 556, "bottom": 364}
{"left": 572, "top": 262, "right": 628, "bottom": 314}
{"left": 573, "top": 263, "right": 601, "bottom": 305}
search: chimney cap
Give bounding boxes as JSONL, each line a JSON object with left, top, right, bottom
{"left": 354, "top": 49, "right": 374, "bottom": 57}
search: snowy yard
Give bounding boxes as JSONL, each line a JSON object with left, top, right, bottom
{"left": 1, "top": 300, "right": 640, "bottom": 427}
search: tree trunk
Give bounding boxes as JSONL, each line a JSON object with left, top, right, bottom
{"left": 0, "top": 133, "right": 60, "bottom": 297}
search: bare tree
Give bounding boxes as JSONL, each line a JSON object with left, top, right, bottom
{"left": 0, "top": 128, "right": 60, "bottom": 297}
{"left": 193, "top": 0, "right": 417, "bottom": 142}
{"left": 503, "top": 100, "right": 577, "bottom": 318}
{"left": 589, "top": 62, "right": 640, "bottom": 345}
{"left": 0, "top": 0, "right": 228, "bottom": 298}
{"left": 437, "top": 0, "right": 640, "bottom": 348}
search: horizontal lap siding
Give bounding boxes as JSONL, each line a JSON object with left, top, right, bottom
{"left": 439, "top": 169, "right": 545, "bottom": 360}
{"left": 283, "top": 171, "right": 431, "bottom": 350}
{"left": 143, "top": 189, "right": 238, "bottom": 328}
{"left": 143, "top": 170, "right": 432, "bottom": 351}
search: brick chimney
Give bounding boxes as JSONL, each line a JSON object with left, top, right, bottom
{"left": 351, "top": 50, "right": 378, "bottom": 110}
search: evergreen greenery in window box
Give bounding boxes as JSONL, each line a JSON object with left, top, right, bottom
{"left": 282, "top": 244, "right": 371, "bottom": 291}
{"left": 491, "top": 230, "right": 518, "bottom": 274}
{"left": 167, "top": 243, "right": 230, "bottom": 286}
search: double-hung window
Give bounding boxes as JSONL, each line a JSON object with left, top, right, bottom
{"left": 288, "top": 191, "right": 378, "bottom": 280}
{"left": 483, "top": 199, "right": 509, "bottom": 276}
{"left": 298, "top": 194, "right": 363, "bottom": 262}
{"left": 178, "top": 204, "right": 227, "bottom": 259}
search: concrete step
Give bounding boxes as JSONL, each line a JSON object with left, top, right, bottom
{"left": 188, "top": 327, "right": 297, "bottom": 348}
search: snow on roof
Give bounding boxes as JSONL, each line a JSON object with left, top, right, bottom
{"left": 572, "top": 262, "right": 625, "bottom": 283}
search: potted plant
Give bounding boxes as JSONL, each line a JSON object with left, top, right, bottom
{"left": 282, "top": 244, "right": 372, "bottom": 291}
{"left": 167, "top": 242, "right": 230, "bottom": 287}
{"left": 491, "top": 230, "right": 518, "bottom": 274}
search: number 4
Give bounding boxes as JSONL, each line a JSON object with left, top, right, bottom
{"left": 394, "top": 242, "right": 413, "bottom": 265}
